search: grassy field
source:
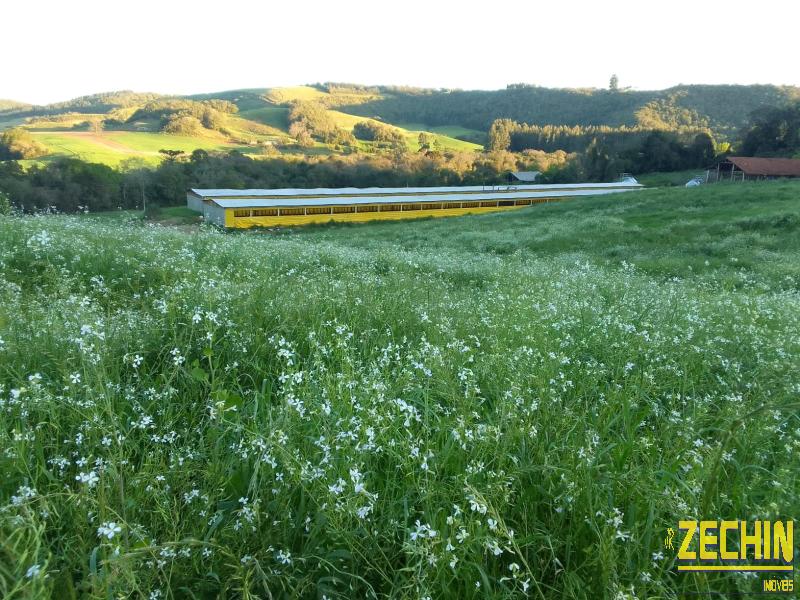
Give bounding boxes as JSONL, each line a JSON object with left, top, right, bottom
{"left": 237, "top": 107, "right": 291, "bottom": 131}
{"left": 27, "top": 132, "right": 248, "bottom": 166}
{"left": 0, "top": 182, "right": 798, "bottom": 598}
{"left": 636, "top": 170, "right": 706, "bottom": 187}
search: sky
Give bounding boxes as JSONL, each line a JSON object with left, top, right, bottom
{"left": 3, "top": 0, "right": 799, "bottom": 105}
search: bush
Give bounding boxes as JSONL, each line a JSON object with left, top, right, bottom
{"left": 0, "top": 128, "right": 48, "bottom": 160}
{"left": 163, "top": 115, "right": 204, "bottom": 136}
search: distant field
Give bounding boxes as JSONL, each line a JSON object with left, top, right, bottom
{"left": 238, "top": 106, "right": 290, "bottom": 130}
{"left": 263, "top": 85, "right": 328, "bottom": 105}
{"left": 28, "top": 131, "right": 249, "bottom": 166}
{"left": 239, "top": 105, "right": 483, "bottom": 152}
{"left": 398, "top": 122, "right": 485, "bottom": 139}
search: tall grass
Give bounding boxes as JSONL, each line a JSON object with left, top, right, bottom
{"left": 0, "top": 182, "right": 798, "bottom": 598}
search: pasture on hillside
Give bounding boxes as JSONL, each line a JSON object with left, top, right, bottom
{"left": 0, "top": 182, "right": 798, "bottom": 599}
{"left": 24, "top": 132, "right": 248, "bottom": 167}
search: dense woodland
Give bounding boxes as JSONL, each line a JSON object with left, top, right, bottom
{"left": 340, "top": 84, "right": 800, "bottom": 135}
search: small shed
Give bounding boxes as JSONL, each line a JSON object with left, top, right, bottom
{"left": 508, "top": 171, "right": 541, "bottom": 183}
{"left": 715, "top": 157, "right": 800, "bottom": 182}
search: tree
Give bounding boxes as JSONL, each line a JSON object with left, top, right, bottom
{"left": 159, "top": 149, "right": 185, "bottom": 161}
{"left": 487, "top": 119, "right": 513, "bottom": 151}
{"left": 88, "top": 118, "right": 105, "bottom": 134}
{"left": 609, "top": 74, "right": 619, "bottom": 92}
{"left": 740, "top": 102, "right": 800, "bottom": 156}
{"left": 0, "top": 128, "right": 48, "bottom": 160}
{"left": 120, "top": 157, "right": 150, "bottom": 212}
{"left": 163, "top": 114, "right": 203, "bottom": 136}
{"left": 417, "top": 132, "right": 434, "bottom": 151}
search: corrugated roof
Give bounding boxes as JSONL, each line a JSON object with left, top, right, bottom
{"left": 210, "top": 188, "right": 641, "bottom": 208}
{"left": 510, "top": 171, "right": 541, "bottom": 182}
{"left": 726, "top": 156, "right": 800, "bottom": 177}
{"left": 190, "top": 181, "right": 640, "bottom": 199}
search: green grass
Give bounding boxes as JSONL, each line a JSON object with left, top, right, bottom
{"left": 27, "top": 131, "right": 249, "bottom": 167}
{"left": 0, "top": 182, "right": 798, "bottom": 598}
{"left": 107, "top": 132, "right": 234, "bottom": 153}
{"left": 636, "top": 170, "right": 707, "bottom": 187}
{"left": 239, "top": 93, "right": 483, "bottom": 152}
{"left": 238, "top": 107, "right": 291, "bottom": 131}
{"left": 398, "top": 123, "right": 486, "bottom": 140}
{"left": 323, "top": 111, "right": 482, "bottom": 152}
{"left": 264, "top": 86, "right": 329, "bottom": 105}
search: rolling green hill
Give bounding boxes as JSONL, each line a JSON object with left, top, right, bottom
{"left": 2, "top": 83, "right": 799, "bottom": 169}
{"left": 0, "top": 85, "right": 482, "bottom": 165}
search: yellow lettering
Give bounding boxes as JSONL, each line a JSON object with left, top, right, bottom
{"left": 699, "top": 521, "right": 718, "bottom": 560}
{"left": 741, "top": 521, "right": 762, "bottom": 560}
{"left": 678, "top": 521, "right": 697, "bottom": 560}
{"left": 720, "top": 521, "right": 738, "bottom": 560}
{"left": 764, "top": 520, "right": 771, "bottom": 560}
{"left": 774, "top": 521, "right": 793, "bottom": 564}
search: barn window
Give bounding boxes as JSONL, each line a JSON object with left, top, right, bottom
{"left": 462, "top": 201, "right": 480, "bottom": 208}
{"left": 357, "top": 205, "right": 378, "bottom": 212}
{"left": 333, "top": 206, "right": 356, "bottom": 213}
{"left": 234, "top": 209, "right": 250, "bottom": 217}
{"left": 280, "top": 208, "right": 305, "bottom": 216}
{"left": 515, "top": 199, "right": 532, "bottom": 206}
{"left": 421, "top": 203, "right": 443, "bottom": 210}
{"left": 252, "top": 209, "right": 278, "bottom": 216}
{"left": 499, "top": 200, "right": 515, "bottom": 207}
{"left": 402, "top": 204, "right": 422, "bottom": 211}
{"left": 480, "top": 201, "right": 499, "bottom": 208}
{"left": 306, "top": 206, "right": 332, "bottom": 215}
{"left": 383, "top": 204, "right": 402, "bottom": 212}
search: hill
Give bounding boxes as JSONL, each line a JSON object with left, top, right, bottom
{"left": 339, "top": 83, "right": 800, "bottom": 137}
{"left": 1, "top": 181, "right": 798, "bottom": 597}
{"left": 0, "top": 99, "right": 31, "bottom": 112}
{"left": 3, "top": 83, "right": 800, "bottom": 169}
{"left": 0, "top": 86, "right": 482, "bottom": 166}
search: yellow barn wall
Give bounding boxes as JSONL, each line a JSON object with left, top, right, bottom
{"left": 225, "top": 204, "right": 530, "bottom": 229}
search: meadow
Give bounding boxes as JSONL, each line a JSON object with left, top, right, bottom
{"left": 0, "top": 182, "right": 798, "bottom": 599}
{"left": 24, "top": 132, "right": 247, "bottom": 167}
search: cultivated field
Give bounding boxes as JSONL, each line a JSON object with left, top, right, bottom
{"left": 0, "top": 182, "right": 798, "bottom": 598}
{"left": 25, "top": 132, "right": 247, "bottom": 167}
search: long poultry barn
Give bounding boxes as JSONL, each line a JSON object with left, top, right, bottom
{"left": 187, "top": 182, "right": 643, "bottom": 228}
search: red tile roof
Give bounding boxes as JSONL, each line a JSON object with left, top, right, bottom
{"left": 726, "top": 156, "right": 800, "bottom": 177}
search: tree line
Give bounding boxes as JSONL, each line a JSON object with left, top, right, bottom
{"left": 0, "top": 148, "right": 550, "bottom": 214}
{"left": 340, "top": 84, "right": 800, "bottom": 138}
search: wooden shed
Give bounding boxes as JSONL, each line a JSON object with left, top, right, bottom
{"left": 715, "top": 157, "right": 800, "bottom": 182}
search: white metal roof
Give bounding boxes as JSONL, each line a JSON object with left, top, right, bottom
{"left": 210, "top": 187, "right": 641, "bottom": 208}
{"left": 510, "top": 171, "right": 541, "bottom": 182}
{"left": 190, "top": 182, "right": 641, "bottom": 199}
